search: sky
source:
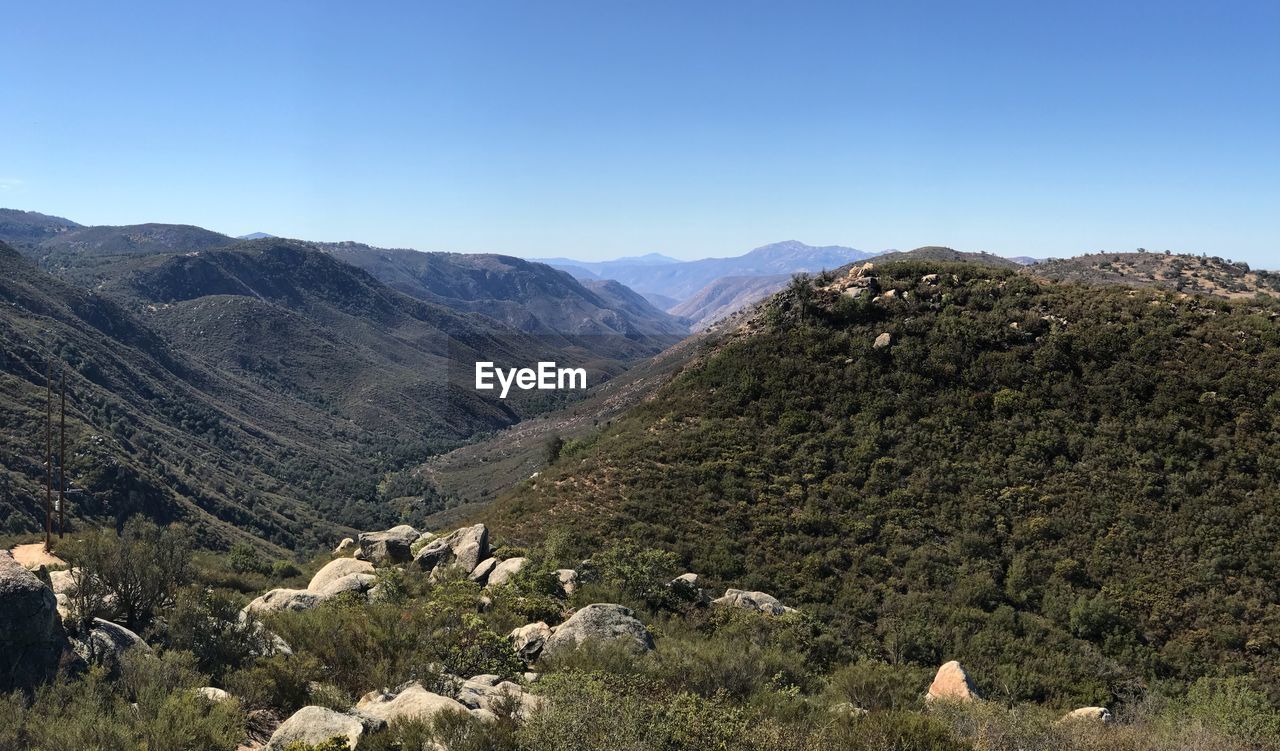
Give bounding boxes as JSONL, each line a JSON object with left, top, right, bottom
{"left": 1, "top": 1, "right": 1277, "bottom": 265}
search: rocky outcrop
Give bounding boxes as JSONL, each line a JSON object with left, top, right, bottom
{"left": 333, "top": 538, "right": 356, "bottom": 556}
{"left": 542, "top": 604, "right": 654, "bottom": 657}
{"left": 355, "top": 682, "right": 468, "bottom": 725}
{"left": 0, "top": 551, "right": 66, "bottom": 690}
{"left": 874, "top": 332, "right": 893, "bottom": 348}
{"left": 1059, "top": 706, "right": 1112, "bottom": 724}
{"left": 358, "top": 525, "right": 420, "bottom": 566}
{"left": 265, "top": 705, "right": 382, "bottom": 750}
{"left": 711, "top": 588, "right": 795, "bottom": 616}
{"left": 455, "top": 674, "right": 543, "bottom": 720}
{"left": 926, "top": 660, "right": 980, "bottom": 703}
{"left": 413, "top": 524, "right": 489, "bottom": 576}
{"left": 508, "top": 621, "right": 553, "bottom": 662}
{"left": 486, "top": 557, "right": 527, "bottom": 588}
{"left": 308, "top": 558, "right": 374, "bottom": 593}
{"left": 67, "top": 618, "right": 150, "bottom": 672}
{"left": 244, "top": 588, "right": 324, "bottom": 615}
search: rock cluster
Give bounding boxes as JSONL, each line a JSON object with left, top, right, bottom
{"left": 0, "top": 550, "right": 67, "bottom": 690}
{"left": 357, "top": 525, "right": 419, "bottom": 565}
{"left": 414, "top": 523, "right": 489, "bottom": 575}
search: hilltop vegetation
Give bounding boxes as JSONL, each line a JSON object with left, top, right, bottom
{"left": 489, "top": 260, "right": 1280, "bottom": 709}
{"left": 1035, "top": 251, "right": 1280, "bottom": 298}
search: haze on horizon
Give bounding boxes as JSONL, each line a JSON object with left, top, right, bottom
{"left": 2, "top": 1, "right": 1277, "bottom": 266}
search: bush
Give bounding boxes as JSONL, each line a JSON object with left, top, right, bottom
{"left": 71, "top": 519, "right": 192, "bottom": 631}
{"left": 160, "top": 587, "right": 274, "bottom": 680}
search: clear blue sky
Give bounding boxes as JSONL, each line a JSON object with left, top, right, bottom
{"left": 2, "top": 1, "right": 1277, "bottom": 264}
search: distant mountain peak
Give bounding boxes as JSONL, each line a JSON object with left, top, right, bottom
{"left": 238, "top": 231, "right": 275, "bottom": 240}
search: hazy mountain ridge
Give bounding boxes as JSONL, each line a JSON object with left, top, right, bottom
{"left": 539, "top": 240, "right": 875, "bottom": 301}
{"left": 670, "top": 274, "right": 792, "bottom": 330}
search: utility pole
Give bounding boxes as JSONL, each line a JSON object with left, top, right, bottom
{"left": 59, "top": 370, "right": 66, "bottom": 538}
{"left": 44, "top": 362, "right": 52, "bottom": 552}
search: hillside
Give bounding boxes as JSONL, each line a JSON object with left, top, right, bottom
{"left": 0, "top": 209, "right": 80, "bottom": 244}
{"left": 0, "top": 238, "right": 639, "bottom": 552}
{"left": 670, "top": 273, "right": 791, "bottom": 330}
{"left": 0, "top": 242, "right": 379, "bottom": 549}
{"left": 541, "top": 240, "right": 873, "bottom": 301}
{"left": 319, "top": 242, "right": 687, "bottom": 347}
{"left": 1034, "top": 251, "right": 1280, "bottom": 298}
{"left": 488, "top": 259, "right": 1280, "bottom": 705}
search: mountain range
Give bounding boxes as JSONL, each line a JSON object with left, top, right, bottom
{"left": 0, "top": 211, "right": 692, "bottom": 550}
{"left": 537, "top": 240, "right": 876, "bottom": 302}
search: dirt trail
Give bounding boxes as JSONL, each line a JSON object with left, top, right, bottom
{"left": 9, "top": 543, "right": 66, "bottom": 569}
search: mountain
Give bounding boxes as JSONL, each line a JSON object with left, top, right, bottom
{"left": 537, "top": 240, "right": 874, "bottom": 302}
{"left": 0, "top": 237, "right": 641, "bottom": 551}
{"left": 670, "top": 274, "right": 791, "bottom": 330}
{"left": 486, "top": 257, "right": 1280, "bottom": 704}
{"left": 0, "top": 241, "right": 373, "bottom": 549}
{"left": 31, "top": 222, "right": 235, "bottom": 259}
{"left": 317, "top": 241, "right": 687, "bottom": 347}
{"left": 0, "top": 209, "right": 81, "bottom": 244}
{"left": 237, "top": 232, "right": 275, "bottom": 240}
{"left": 1034, "top": 251, "right": 1280, "bottom": 298}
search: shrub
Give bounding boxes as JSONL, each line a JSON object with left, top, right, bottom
{"left": 72, "top": 519, "right": 192, "bottom": 631}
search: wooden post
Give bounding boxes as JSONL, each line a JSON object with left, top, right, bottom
{"left": 59, "top": 370, "right": 66, "bottom": 538}
{"left": 44, "top": 362, "right": 52, "bottom": 552}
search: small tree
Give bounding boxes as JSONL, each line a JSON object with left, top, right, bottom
{"left": 76, "top": 519, "right": 192, "bottom": 631}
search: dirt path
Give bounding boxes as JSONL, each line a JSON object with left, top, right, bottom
{"left": 9, "top": 543, "right": 67, "bottom": 569}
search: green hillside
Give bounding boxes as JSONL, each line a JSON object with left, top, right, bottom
{"left": 489, "top": 260, "right": 1280, "bottom": 705}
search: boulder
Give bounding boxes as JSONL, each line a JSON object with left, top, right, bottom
{"left": 921, "top": 273, "right": 939, "bottom": 285}
{"left": 313, "top": 573, "right": 378, "bottom": 599}
{"left": 266, "top": 705, "right": 380, "bottom": 751}
{"left": 0, "top": 551, "right": 66, "bottom": 690}
{"left": 67, "top": 618, "right": 150, "bottom": 672}
{"left": 413, "top": 524, "right": 489, "bottom": 576}
{"left": 1060, "top": 706, "right": 1113, "bottom": 724}
{"left": 711, "top": 588, "right": 795, "bottom": 616}
{"left": 355, "top": 682, "right": 469, "bottom": 724}
{"left": 358, "top": 525, "right": 420, "bottom": 565}
{"left": 469, "top": 557, "right": 499, "bottom": 584}
{"left": 195, "top": 686, "right": 232, "bottom": 703}
{"left": 308, "top": 558, "right": 374, "bottom": 593}
{"left": 873, "top": 332, "right": 893, "bottom": 349}
{"left": 509, "top": 621, "right": 553, "bottom": 662}
{"left": 542, "top": 604, "right": 654, "bottom": 656}
{"left": 556, "top": 569, "right": 578, "bottom": 596}
{"left": 333, "top": 538, "right": 357, "bottom": 556}
{"left": 926, "top": 660, "right": 980, "bottom": 703}
{"left": 486, "top": 557, "right": 528, "bottom": 588}
{"left": 243, "top": 588, "right": 324, "bottom": 616}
